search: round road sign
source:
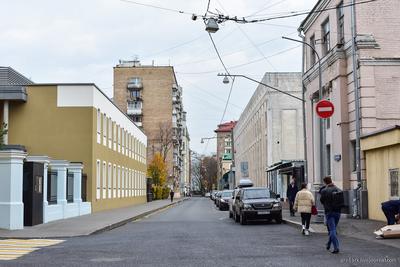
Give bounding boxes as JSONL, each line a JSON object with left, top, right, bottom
{"left": 316, "top": 99, "right": 334, "bottom": 118}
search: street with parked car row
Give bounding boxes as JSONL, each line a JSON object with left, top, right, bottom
{"left": 3, "top": 197, "right": 400, "bottom": 266}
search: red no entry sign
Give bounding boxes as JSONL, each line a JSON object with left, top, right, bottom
{"left": 316, "top": 100, "right": 334, "bottom": 118}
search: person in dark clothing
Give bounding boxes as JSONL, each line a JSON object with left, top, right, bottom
{"left": 381, "top": 200, "right": 400, "bottom": 225}
{"left": 169, "top": 189, "right": 175, "bottom": 203}
{"left": 287, "top": 179, "right": 298, "bottom": 216}
{"left": 320, "top": 176, "right": 342, "bottom": 254}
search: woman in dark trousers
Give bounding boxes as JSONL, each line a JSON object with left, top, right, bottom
{"left": 170, "top": 189, "right": 175, "bottom": 203}
{"left": 294, "top": 183, "right": 315, "bottom": 236}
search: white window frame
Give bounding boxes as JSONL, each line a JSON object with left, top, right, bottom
{"left": 103, "top": 114, "right": 107, "bottom": 146}
{"left": 96, "top": 160, "right": 100, "bottom": 199}
{"left": 102, "top": 161, "right": 107, "bottom": 199}
{"left": 96, "top": 109, "right": 101, "bottom": 144}
{"left": 113, "top": 164, "right": 117, "bottom": 198}
{"left": 108, "top": 163, "right": 112, "bottom": 198}
{"left": 117, "top": 166, "right": 121, "bottom": 198}
{"left": 113, "top": 123, "right": 117, "bottom": 151}
{"left": 122, "top": 167, "right": 125, "bottom": 198}
{"left": 108, "top": 118, "right": 112, "bottom": 149}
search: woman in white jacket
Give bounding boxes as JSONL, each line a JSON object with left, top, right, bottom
{"left": 294, "top": 183, "right": 315, "bottom": 236}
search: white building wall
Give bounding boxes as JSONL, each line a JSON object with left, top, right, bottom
{"left": 234, "top": 73, "right": 304, "bottom": 187}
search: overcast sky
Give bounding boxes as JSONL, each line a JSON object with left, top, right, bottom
{"left": 1, "top": 0, "right": 315, "bottom": 154}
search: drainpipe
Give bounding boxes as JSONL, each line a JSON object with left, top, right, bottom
{"left": 298, "top": 30, "right": 308, "bottom": 185}
{"left": 351, "top": 0, "right": 362, "bottom": 217}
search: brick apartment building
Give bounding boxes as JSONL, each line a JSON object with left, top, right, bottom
{"left": 113, "top": 60, "right": 189, "bottom": 191}
{"left": 214, "top": 121, "right": 236, "bottom": 189}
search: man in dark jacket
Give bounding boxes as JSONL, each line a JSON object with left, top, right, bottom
{"left": 320, "top": 176, "right": 342, "bottom": 254}
{"left": 287, "top": 179, "right": 298, "bottom": 216}
{"left": 381, "top": 200, "right": 400, "bottom": 225}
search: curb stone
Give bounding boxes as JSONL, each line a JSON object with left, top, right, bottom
{"left": 91, "top": 198, "right": 188, "bottom": 235}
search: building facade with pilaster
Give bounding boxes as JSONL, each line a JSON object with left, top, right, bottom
{"left": 2, "top": 73, "right": 147, "bottom": 216}
{"left": 299, "top": 0, "right": 400, "bottom": 216}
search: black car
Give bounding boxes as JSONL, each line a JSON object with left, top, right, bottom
{"left": 218, "top": 190, "right": 233, "bottom": 210}
{"left": 233, "top": 187, "right": 282, "bottom": 225}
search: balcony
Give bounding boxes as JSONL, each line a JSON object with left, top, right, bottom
{"left": 127, "top": 77, "right": 143, "bottom": 89}
{"left": 127, "top": 107, "right": 142, "bottom": 115}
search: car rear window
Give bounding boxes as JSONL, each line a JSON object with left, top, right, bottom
{"left": 222, "top": 191, "right": 233, "bottom": 197}
{"left": 243, "top": 189, "right": 270, "bottom": 199}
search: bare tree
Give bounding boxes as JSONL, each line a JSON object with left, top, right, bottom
{"left": 200, "top": 156, "right": 218, "bottom": 192}
{"left": 150, "top": 122, "right": 175, "bottom": 163}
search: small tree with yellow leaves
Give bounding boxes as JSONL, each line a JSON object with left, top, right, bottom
{"left": 147, "top": 152, "right": 167, "bottom": 186}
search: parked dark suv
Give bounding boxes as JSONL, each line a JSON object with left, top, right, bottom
{"left": 233, "top": 187, "right": 282, "bottom": 225}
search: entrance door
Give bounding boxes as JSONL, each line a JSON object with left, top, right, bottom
{"left": 23, "top": 162, "right": 44, "bottom": 226}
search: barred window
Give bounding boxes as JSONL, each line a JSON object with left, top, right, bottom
{"left": 390, "top": 169, "right": 399, "bottom": 197}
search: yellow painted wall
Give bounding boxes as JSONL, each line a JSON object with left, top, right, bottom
{"left": 362, "top": 129, "right": 400, "bottom": 221}
{"left": 8, "top": 85, "right": 147, "bottom": 212}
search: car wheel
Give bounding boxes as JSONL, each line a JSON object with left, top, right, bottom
{"left": 275, "top": 215, "right": 283, "bottom": 224}
{"left": 219, "top": 204, "right": 222, "bottom": 211}
{"left": 240, "top": 212, "right": 247, "bottom": 225}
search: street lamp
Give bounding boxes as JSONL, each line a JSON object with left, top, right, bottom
{"left": 200, "top": 136, "right": 224, "bottom": 144}
{"left": 205, "top": 18, "right": 219, "bottom": 33}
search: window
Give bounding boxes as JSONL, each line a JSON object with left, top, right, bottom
{"left": 337, "top": 2, "right": 344, "bottom": 45}
{"left": 122, "top": 129, "right": 125, "bottom": 155}
{"left": 131, "top": 115, "right": 142, "bottom": 123}
{"left": 128, "top": 101, "right": 142, "bottom": 110}
{"left": 322, "top": 19, "right": 330, "bottom": 56}
{"left": 130, "top": 90, "right": 141, "bottom": 99}
{"left": 326, "top": 144, "right": 331, "bottom": 175}
{"left": 350, "top": 140, "right": 356, "bottom": 172}
{"left": 122, "top": 167, "right": 125, "bottom": 198}
{"left": 108, "top": 163, "right": 112, "bottom": 198}
{"left": 102, "top": 162, "right": 107, "bottom": 199}
{"left": 390, "top": 169, "right": 399, "bottom": 197}
{"left": 96, "top": 109, "right": 101, "bottom": 144}
{"left": 117, "top": 166, "right": 121, "bottom": 198}
{"left": 117, "top": 125, "right": 121, "bottom": 152}
{"left": 47, "top": 171, "right": 58, "bottom": 204}
{"left": 103, "top": 114, "right": 107, "bottom": 146}
{"left": 225, "top": 148, "right": 232, "bottom": 154}
{"left": 309, "top": 35, "right": 316, "bottom": 66}
{"left": 113, "top": 165, "right": 117, "bottom": 198}
{"left": 96, "top": 160, "right": 100, "bottom": 199}
{"left": 67, "top": 172, "right": 74, "bottom": 203}
{"left": 108, "top": 118, "right": 112, "bottom": 149}
{"left": 113, "top": 123, "right": 117, "bottom": 151}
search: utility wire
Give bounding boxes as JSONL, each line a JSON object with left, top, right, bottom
{"left": 175, "top": 32, "right": 295, "bottom": 67}
{"left": 176, "top": 44, "right": 300, "bottom": 75}
{"left": 208, "top": 33, "right": 231, "bottom": 76}
{"left": 119, "top": 0, "right": 192, "bottom": 15}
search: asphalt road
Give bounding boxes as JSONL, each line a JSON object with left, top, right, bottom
{"left": 3, "top": 197, "right": 400, "bottom": 267}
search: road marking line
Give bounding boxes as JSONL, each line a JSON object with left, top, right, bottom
{"left": 0, "top": 239, "right": 64, "bottom": 261}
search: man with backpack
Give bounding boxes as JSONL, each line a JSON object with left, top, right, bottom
{"left": 320, "top": 176, "right": 344, "bottom": 254}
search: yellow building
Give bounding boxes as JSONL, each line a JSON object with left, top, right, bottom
{"left": 5, "top": 83, "right": 147, "bottom": 213}
{"left": 361, "top": 125, "right": 400, "bottom": 221}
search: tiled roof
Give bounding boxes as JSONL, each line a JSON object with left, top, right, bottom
{"left": 0, "top": 67, "right": 33, "bottom": 86}
{"left": 214, "top": 121, "right": 237, "bottom": 133}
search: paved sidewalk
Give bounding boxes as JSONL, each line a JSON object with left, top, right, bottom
{"left": 0, "top": 198, "right": 188, "bottom": 239}
{"left": 282, "top": 209, "right": 400, "bottom": 249}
